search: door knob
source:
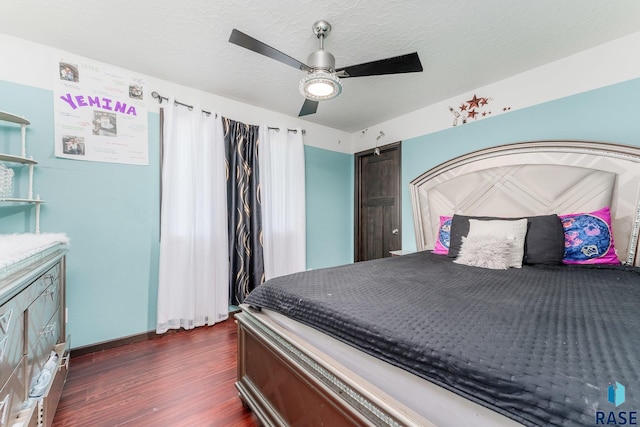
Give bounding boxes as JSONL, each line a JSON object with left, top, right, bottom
{"left": 392, "top": 229, "right": 399, "bottom": 235}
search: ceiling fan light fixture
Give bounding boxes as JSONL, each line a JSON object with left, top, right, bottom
{"left": 299, "top": 70, "right": 342, "bottom": 101}
{"left": 229, "top": 20, "right": 423, "bottom": 117}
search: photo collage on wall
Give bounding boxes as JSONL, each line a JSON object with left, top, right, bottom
{"left": 54, "top": 56, "right": 148, "bottom": 165}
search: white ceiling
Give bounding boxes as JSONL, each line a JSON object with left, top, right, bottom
{"left": 1, "top": 1, "right": 640, "bottom": 132}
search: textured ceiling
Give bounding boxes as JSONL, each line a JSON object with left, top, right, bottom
{"left": 1, "top": 0, "right": 640, "bottom": 132}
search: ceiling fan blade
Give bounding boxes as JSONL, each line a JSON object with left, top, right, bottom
{"left": 335, "top": 52, "right": 423, "bottom": 78}
{"left": 229, "top": 29, "right": 311, "bottom": 72}
{"left": 298, "top": 99, "right": 319, "bottom": 116}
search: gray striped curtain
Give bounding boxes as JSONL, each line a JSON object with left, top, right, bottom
{"left": 223, "top": 118, "right": 264, "bottom": 304}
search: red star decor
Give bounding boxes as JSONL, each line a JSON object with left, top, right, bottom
{"left": 467, "top": 95, "right": 481, "bottom": 109}
{"left": 448, "top": 95, "right": 498, "bottom": 127}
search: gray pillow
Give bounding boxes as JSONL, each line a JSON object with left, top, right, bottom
{"left": 448, "top": 214, "right": 565, "bottom": 265}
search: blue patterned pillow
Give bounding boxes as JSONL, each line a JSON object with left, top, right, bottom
{"left": 432, "top": 216, "right": 452, "bottom": 255}
{"left": 560, "top": 206, "right": 619, "bottom": 265}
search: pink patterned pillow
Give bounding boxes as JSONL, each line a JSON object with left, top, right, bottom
{"left": 559, "top": 206, "right": 619, "bottom": 265}
{"left": 432, "top": 216, "right": 452, "bottom": 255}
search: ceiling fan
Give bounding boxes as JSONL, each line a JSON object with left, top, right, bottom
{"left": 229, "top": 20, "right": 423, "bottom": 117}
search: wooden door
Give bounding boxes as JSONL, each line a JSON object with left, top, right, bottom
{"left": 355, "top": 142, "right": 401, "bottom": 262}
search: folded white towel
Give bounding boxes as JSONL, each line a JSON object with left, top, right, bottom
{"left": 29, "top": 369, "right": 52, "bottom": 398}
{"left": 43, "top": 351, "right": 59, "bottom": 371}
{"left": 29, "top": 351, "right": 60, "bottom": 398}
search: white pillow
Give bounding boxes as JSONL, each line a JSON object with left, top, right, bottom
{"left": 454, "top": 235, "right": 513, "bottom": 270}
{"left": 467, "top": 218, "right": 528, "bottom": 268}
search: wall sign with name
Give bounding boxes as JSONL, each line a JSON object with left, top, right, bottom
{"left": 54, "top": 56, "right": 148, "bottom": 165}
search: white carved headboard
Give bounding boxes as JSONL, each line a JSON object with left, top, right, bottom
{"left": 410, "top": 141, "right": 640, "bottom": 266}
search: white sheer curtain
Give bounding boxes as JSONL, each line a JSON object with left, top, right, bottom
{"left": 156, "top": 100, "right": 229, "bottom": 334}
{"left": 259, "top": 126, "right": 306, "bottom": 280}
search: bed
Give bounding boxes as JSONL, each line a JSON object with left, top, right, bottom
{"left": 235, "top": 140, "right": 640, "bottom": 426}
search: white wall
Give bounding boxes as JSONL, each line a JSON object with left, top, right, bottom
{"left": 352, "top": 31, "right": 640, "bottom": 152}
{"left": 0, "top": 34, "right": 352, "bottom": 154}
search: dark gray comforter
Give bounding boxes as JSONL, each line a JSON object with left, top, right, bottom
{"left": 244, "top": 251, "right": 640, "bottom": 426}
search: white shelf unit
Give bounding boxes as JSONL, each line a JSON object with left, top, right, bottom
{"left": 0, "top": 110, "right": 44, "bottom": 233}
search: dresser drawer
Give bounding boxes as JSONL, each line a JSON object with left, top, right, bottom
{"left": 36, "top": 342, "right": 69, "bottom": 427}
{"left": 26, "top": 310, "right": 60, "bottom": 397}
{"left": 21, "top": 264, "right": 60, "bottom": 309}
{"left": 0, "top": 360, "right": 26, "bottom": 427}
{"left": 0, "top": 296, "right": 25, "bottom": 390}
{"left": 26, "top": 280, "right": 60, "bottom": 354}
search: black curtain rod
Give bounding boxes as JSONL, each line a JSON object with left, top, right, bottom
{"left": 151, "top": 91, "right": 306, "bottom": 134}
{"left": 151, "top": 91, "right": 213, "bottom": 116}
{"left": 267, "top": 126, "right": 306, "bottom": 135}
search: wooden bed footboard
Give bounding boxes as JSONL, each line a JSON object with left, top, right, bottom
{"left": 235, "top": 308, "right": 434, "bottom": 427}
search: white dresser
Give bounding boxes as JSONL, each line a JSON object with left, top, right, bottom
{"left": 0, "top": 238, "right": 68, "bottom": 427}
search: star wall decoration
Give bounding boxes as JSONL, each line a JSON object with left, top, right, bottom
{"left": 467, "top": 95, "right": 482, "bottom": 109}
{"left": 448, "top": 94, "right": 511, "bottom": 126}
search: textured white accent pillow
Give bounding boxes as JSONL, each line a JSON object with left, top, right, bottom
{"left": 454, "top": 235, "right": 513, "bottom": 270}
{"left": 467, "top": 218, "right": 528, "bottom": 268}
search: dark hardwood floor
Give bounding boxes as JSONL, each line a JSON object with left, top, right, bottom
{"left": 53, "top": 319, "right": 260, "bottom": 427}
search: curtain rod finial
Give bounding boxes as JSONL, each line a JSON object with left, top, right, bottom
{"left": 151, "top": 91, "right": 163, "bottom": 104}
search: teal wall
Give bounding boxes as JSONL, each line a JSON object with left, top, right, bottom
{"left": 401, "top": 78, "right": 640, "bottom": 250}
{"left": 0, "top": 81, "right": 354, "bottom": 347}
{"left": 305, "top": 145, "right": 354, "bottom": 269}
{"left": 0, "top": 81, "right": 161, "bottom": 347}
